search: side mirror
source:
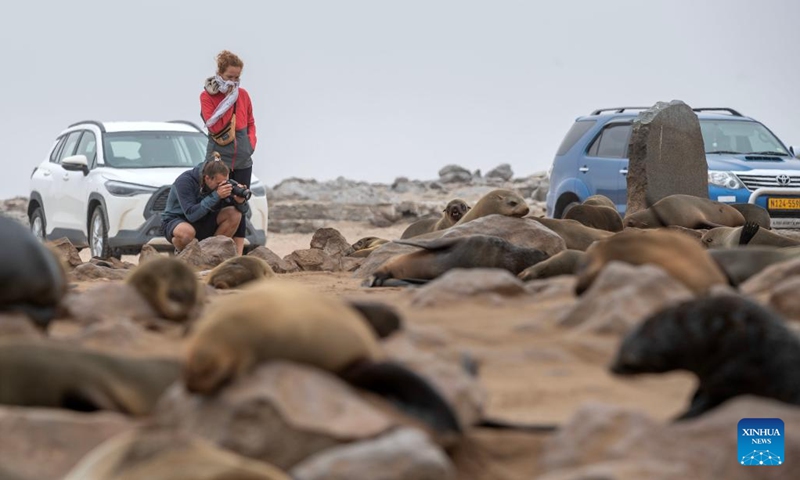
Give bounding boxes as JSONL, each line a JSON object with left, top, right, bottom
{"left": 62, "top": 154, "right": 89, "bottom": 175}
{"left": 791, "top": 146, "right": 799, "bottom": 159}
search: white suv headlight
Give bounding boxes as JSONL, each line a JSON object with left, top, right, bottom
{"left": 104, "top": 180, "right": 159, "bottom": 196}
{"left": 708, "top": 171, "right": 744, "bottom": 190}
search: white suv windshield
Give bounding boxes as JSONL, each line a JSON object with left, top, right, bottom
{"left": 700, "top": 120, "right": 788, "bottom": 155}
{"left": 102, "top": 131, "right": 207, "bottom": 168}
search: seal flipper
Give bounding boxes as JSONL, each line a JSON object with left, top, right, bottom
{"left": 341, "top": 360, "right": 462, "bottom": 435}
{"left": 346, "top": 301, "right": 403, "bottom": 339}
{"left": 477, "top": 417, "right": 558, "bottom": 432}
{"left": 364, "top": 276, "right": 430, "bottom": 288}
{"left": 738, "top": 221, "right": 760, "bottom": 246}
{"left": 393, "top": 237, "right": 461, "bottom": 251}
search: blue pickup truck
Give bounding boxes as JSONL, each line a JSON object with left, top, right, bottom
{"left": 546, "top": 107, "right": 800, "bottom": 228}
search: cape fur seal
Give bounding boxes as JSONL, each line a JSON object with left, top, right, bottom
{"left": 611, "top": 295, "right": 800, "bottom": 420}
{"left": 574, "top": 229, "right": 729, "bottom": 295}
{"left": 730, "top": 203, "right": 771, "bottom": 229}
{"left": 63, "top": 426, "right": 291, "bottom": 480}
{"left": 528, "top": 217, "right": 614, "bottom": 251}
{"left": 0, "top": 216, "right": 67, "bottom": 330}
{"left": 0, "top": 340, "right": 180, "bottom": 415}
{"left": 518, "top": 249, "right": 586, "bottom": 281}
{"left": 708, "top": 245, "right": 800, "bottom": 286}
{"left": 125, "top": 257, "right": 201, "bottom": 321}
{"left": 183, "top": 280, "right": 461, "bottom": 434}
{"left": 206, "top": 255, "right": 275, "bottom": 289}
{"left": 622, "top": 194, "right": 746, "bottom": 229}
{"left": 701, "top": 222, "right": 800, "bottom": 248}
{"left": 400, "top": 198, "right": 472, "bottom": 239}
{"left": 369, "top": 234, "right": 549, "bottom": 286}
{"left": 452, "top": 189, "right": 529, "bottom": 226}
{"left": 564, "top": 204, "right": 624, "bottom": 232}
{"left": 350, "top": 236, "right": 390, "bottom": 257}
{"left": 582, "top": 194, "right": 616, "bottom": 209}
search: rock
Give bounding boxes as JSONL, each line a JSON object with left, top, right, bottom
{"left": 248, "top": 246, "right": 300, "bottom": 274}
{"left": 369, "top": 204, "right": 403, "bottom": 227}
{"left": 176, "top": 239, "right": 207, "bottom": 270}
{"left": 356, "top": 215, "right": 566, "bottom": 278}
{"left": 0, "top": 312, "right": 45, "bottom": 339}
{"left": 0, "top": 407, "right": 133, "bottom": 480}
{"left": 89, "top": 257, "right": 135, "bottom": 269}
{"left": 310, "top": 228, "right": 354, "bottom": 257}
{"left": 290, "top": 428, "right": 455, "bottom": 480}
{"left": 486, "top": 163, "right": 514, "bottom": 181}
{"left": 47, "top": 237, "right": 82, "bottom": 268}
{"left": 438, "top": 165, "right": 473, "bottom": 184}
{"left": 61, "top": 283, "right": 159, "bottom": 326}
{"left": 558, "top": 262, "right": 694, "bottom": 335}
{"left": 412, "top": 269, "right": 528, "bottom": 307}
{"left": 341, "top": 257, "right": 365, "bottom": 272}
{"left": 198, "top": 236, "right": 237, "bottom": 267}
{"left": 69, "top": 263, "right": 129, "bottom": 281}
{"left": 138, "top": 244, "right": 160, "bottom": 264}
{"left": 767, "top": 276, "right": 800, "bottom": 320}
{"left": 286, "top": 249, "right": 340, "bottom": 272}
{"left": 626, "top": 100, "right": 708, "bottom": 215}
{"left": 155, "top": 362, "right": 397, "bottom": 470}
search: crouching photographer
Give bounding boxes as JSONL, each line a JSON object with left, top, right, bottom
{"left": 161, "top": 157, "right": 251, "bottom": 255}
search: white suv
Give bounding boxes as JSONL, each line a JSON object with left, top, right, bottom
{"left": 28, "top": 120, "right": 269, "bottom": 258}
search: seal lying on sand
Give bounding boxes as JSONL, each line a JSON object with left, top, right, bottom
{"left": 0, "top": 216, "right": 67, "bottom": 330}
{"left": 349, "top": 236, "right": 390, "bottom": 258}
{"left": 564, "top": 204, "right": 624, "bottom": 232}
{"left": 0, "top": 341, "right": 180, "bottom": 415}
{"left": 183, "top": 280, "right": 461, "bottom": 434}
{"left": 730, "top": 203, "right": 771, "bottom": 229}
{"left": 452, "top": 189, "right": 529, "bottom": 226}
{"left": 125, "top": 257, "right": 201, "bottom": 322}
{"left": 369, "top": 234, "right": 549, "bottom": 286}
{"left": 610, "top": 295, "right": 800, "bottom": 420}
{"left": 518, "top": 249, "right": 586, "bottom": 281}
{"left": 528, "top": 217, "right": 614, "bottom": 251}
{"left": 401, "top": 199, "right": 471, "bottom": 239}
{"left": 708, "top": 245, "right": 800, "bottom": 286}
{"left": 701, "top": 222, "right": 800, "bottom": 248}
{"left": 623, "top": 194, "right": 745, "bottom": 229}
{"left": 574, "top": 229, "right": 729, "bottom": 295}
{"left": 582, "top": 194, "right": 616, "bottom": 209}
{"left": 206, "top": 256, "right": 275, "bottom": 289}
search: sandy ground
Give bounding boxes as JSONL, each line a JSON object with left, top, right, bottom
{"left": 65, "top": 220, "right": 701, "bottom": 478}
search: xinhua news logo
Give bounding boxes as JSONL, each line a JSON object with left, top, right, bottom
{"left": 738, "top": 418, "right": 784, "bottom": 466}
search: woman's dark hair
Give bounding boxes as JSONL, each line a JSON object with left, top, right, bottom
{"left": 202, "top": 158, "right": 230, "bottom": 178}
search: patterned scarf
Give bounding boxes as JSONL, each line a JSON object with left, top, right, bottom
{"left": 203, "top": 75, "right": 240, "bottom": 128}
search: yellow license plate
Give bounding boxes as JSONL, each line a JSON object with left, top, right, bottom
{"left": 768, "top": 198, "right": 800, "bottom": 210}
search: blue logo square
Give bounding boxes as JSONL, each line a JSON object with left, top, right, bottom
{"left": 738, "top": 418, "right": 784, "bottom": 466}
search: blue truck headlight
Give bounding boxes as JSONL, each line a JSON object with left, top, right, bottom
{"left": 708, "top": 171, "right": 744, "bottom": 190}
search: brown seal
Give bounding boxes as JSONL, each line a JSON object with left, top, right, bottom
{"left": 0, "top": 340, "right": 180, "bottom": 415}
{"left": 518, "top": 249, "right": 586, "bottom": 281}
{"left": 399, "top": 217, "right": 439, "bottom": 240}
{"left": 610, "top": 295, "right": 800, "bottom": 420}
{"left": 453, "top": 189, "right": 529, "bottom": 226}
{"left": 63, "top": 425, "right": 291, "bottom": 480}
{"left": 400, "top": 198, "right": 472, "bottom": 239}
{"left": 701, "top": 222, "right": 800, "bottom": 248}
{"left": 349, "top": 236, "right": 390, "bottom": 258}
{"left": 0, "top": 216, "right": 67, "bottom": 331}
{"left": 622, "top": 194, "right": 746, "bottom": 229}
{"left": 574, "top": 228, "right": 729, "bottom": 295}
{"left": 183, "top": 280, "right": 461, "bottom": 434}
{"left": 528, "top": 217, "right": 614, "bottom": 251}
{"left": 369, "top": 234, "right": 549, "bottom": 286}
{"left": 708, "top": 245, "right": 800, "bottom": 286}
{"left": 125, "top": 257, "right": 201, "bottom": 322}
{"left": 729, "top": 203, "right": 772, "bottom": 229}
{"left": 206, "top": 256, "right": 275, "bottom": 289}
{"left": 564, "top": 204, "right": 624, "bottom": 232}
{"left": 581, "top": 194, "right": 616, "bottom": 209}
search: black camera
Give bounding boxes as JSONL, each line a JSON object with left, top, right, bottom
{"left": 227, "top": 179, "right": 252, "bottom": 201}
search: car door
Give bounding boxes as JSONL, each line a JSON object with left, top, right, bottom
{"left": 62, "top": 130, "right": 99, "bottom": 233}
{"left": 31, "top": 136, "right": 67, "bottom": 238}
{"left": 49, "top": 131, "right": 84, "bottom": 233}
{"left": 581, "top": 122, "right": 632, "bottom": 209}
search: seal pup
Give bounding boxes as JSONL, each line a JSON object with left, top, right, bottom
{"left": 349, "top": 236, "right": 390, "bottom": 258}
{"left": 125, "top": 257, "right": 201, "bottom": 322}
{"left": 701, "top": 222, "right": 800, "bottom": 249}
{"left": 0, "top": 340, "right": 180, "bottom": 415}
{"left": 0, "top": 216, "right": 67, "bottom": 331}
{"left": 622, "top": 194, "right": 745, "bottom": 229}
{"left": 369, "top": 234, "right": 549, "bottom": 286}
{"left": 730, "top": 203, "right": 771, "bottom": 229}
{"left": 582, "top": 194, "right": 616, "bottom": 209}
{"left": 63, "top": 425, "right": 291, "bottom": 480}
{"left": 528, "top": 217, "right": 614, "bottom": 251}
{"left": 708, "top": 245, "right": 800, "bottom": 286}
{"left": 206, "top": 255, "right": 275, "bottom": 289}
{"left": 574, "top": 229, "right": 729, "bottom": 295}
{"left": 452, "top": 189, "right": 529, "bottom": 226}
{"left": 564, "top": 204, "right": 624, "bottom": 232}
{"left": 183, "top": 280, "right": 461, "bottom": 434}
{"left": 518, "top": 249, "right": 586, "bottom": 281}
{"left": 400, "top": 198, "right": 472, "bottom": 239}
{"left": 610, "top": 295, "right": 800, "bottom": 420}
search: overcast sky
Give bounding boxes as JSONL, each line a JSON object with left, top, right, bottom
{"left": 2, "top": 0, "right": 798, "bottom": 199}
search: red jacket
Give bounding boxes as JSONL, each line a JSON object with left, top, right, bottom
{"left": 200, "top": 88, "right": 257, "bottom": 152}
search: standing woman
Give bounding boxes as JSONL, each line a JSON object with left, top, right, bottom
{"left": 200, "top": 50, "right": 257, "bottom": 256}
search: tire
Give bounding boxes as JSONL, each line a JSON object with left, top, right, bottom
{"left": 29, "top": 206, "right": 46, "bottom": 242}
{"left": 89, "top": 206, "right": 111, "bottom": 259}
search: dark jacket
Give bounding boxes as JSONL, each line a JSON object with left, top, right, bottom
{"left": 161, "top": 164, "right": 249, "bottom": 224}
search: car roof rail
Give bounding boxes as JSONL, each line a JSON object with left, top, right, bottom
{"left": 590, "top": 107, "right": 650, "bottom": 115}
{"left": 68, "top": 120, "right": 106, "bottom": 132}
{"left": 692, "top": 107, "right": 743, "bottom": 117}
{"left": 167, "top": 120, "right": 205, "bottom": 132}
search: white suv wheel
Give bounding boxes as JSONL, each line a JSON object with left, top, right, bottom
{"left": 89, "top": 207, "right": 110, "bottom": 259}
{"left": 30, "top": 207, "right": 46, "bottom": 242}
